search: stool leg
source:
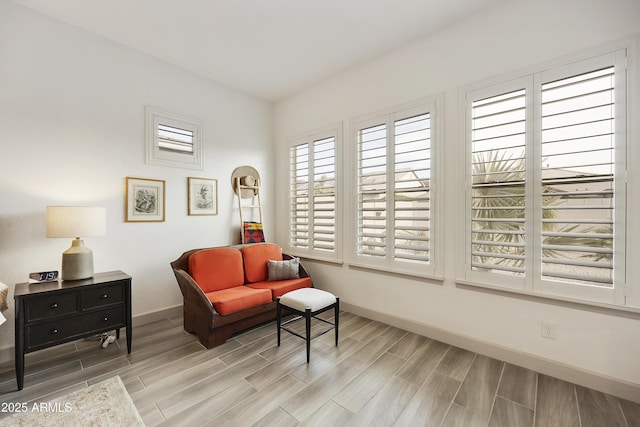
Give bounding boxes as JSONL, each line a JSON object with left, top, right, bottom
{"left": 276, "top": 298, "right": 282, "bottom": 347}
{"left": 305, "top": 307, "right": 311, "bottom": 363}
{"left": 335, "top": 297, "right": 339, "bottom": 347}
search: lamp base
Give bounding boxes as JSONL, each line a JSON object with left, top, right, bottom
{"left": 61, "top": 238, "right": 94, "bottom": 280}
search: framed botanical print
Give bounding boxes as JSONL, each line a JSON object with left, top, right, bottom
{"left": 125, "top": 177, "right": 166, "bottom": 222}
{"left": 188, "top": 177, "right": 218, "bottom": 215}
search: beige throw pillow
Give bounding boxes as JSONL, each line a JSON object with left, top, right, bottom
{"left": 267, "top": 258, "right": 300, "bottom": 281}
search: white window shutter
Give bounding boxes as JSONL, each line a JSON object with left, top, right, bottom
{"left": 353, "top": 102, "right": 438, "bottom": 276}
{"left": 470, "top": 89, "right": 527, "bottom": 276}
{"left": 540, "top": 67, "right": 616, "bottom": 287}
{"left": 393, "top": 113, "right": 431, "bottom": 263}
{"left": 289, "top": 129, "right": 339, "bottom": 260}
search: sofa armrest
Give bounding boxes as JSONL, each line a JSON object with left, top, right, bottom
{"left": 282, "top": 252, "right": 311, "bottom": 280}
{"left": 172, "top": 268, "right": 219, "bottom": 318}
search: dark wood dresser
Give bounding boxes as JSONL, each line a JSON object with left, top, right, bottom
{"left": 14, "top": 271, "right": 132, "bottom": 390}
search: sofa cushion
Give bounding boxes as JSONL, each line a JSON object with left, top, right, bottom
{"left": 205, "top": 286, "right": 272, "bottom": 315}
{"left": 241, "top": 243, "right": 282, "bottom": 283}
{"left": 247, "top": 277, "right": 312, "bottom": 299}
{"left": 189, "top": 248, "right": 245, "bottom": 293}
{"left": 267, "top": 258, "right": 300, "bottom": 281}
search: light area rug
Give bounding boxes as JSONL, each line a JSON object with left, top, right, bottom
{"left": 0, "top": 376, "right": 144, "bottom": 426}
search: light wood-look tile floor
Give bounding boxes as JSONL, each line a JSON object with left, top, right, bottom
{"left": 0, "top": 311, "right": 638, "bottom": 426}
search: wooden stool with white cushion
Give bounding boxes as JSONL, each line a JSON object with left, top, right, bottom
{"left": 276, "top": 288, "right": 339, "bottom": 363}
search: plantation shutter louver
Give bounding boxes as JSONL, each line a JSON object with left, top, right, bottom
{"left": 394, "top": 114, "right": 431, "bottom": 263}
{"left": 290, "top": 143, "right": 310, "bottom": 248}
{"left": 289, "top": 135, "right": 337, "bottom": 253}
{"left": 471, "top": 89, "right": 527, "bottom": 276}
{"left": 312, "top": 137, "right": 336, "bottom": 251}
{"left": 357, "top": 123, "right": 387, "bottom": 258}
{"left": 540, "top": 67, "right": 615, "bottom": 287}
{"left": 157, "top": 124, "right": 194, "bottom": 154}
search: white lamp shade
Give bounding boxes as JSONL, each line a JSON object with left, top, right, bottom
{"left": 46, "top": 206, "right": 106, "bottom": 238}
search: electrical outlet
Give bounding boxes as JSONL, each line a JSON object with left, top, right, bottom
{"left": 541, "top": 321, "right": 557, "bottom": 340}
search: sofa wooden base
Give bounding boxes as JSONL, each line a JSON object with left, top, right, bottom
{"left": 186, "top": 303, "right": 279, "bottom": 348}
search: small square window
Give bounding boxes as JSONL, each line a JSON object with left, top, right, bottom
{"left": 145, "top": 107, "right": 204, "bottom": 170}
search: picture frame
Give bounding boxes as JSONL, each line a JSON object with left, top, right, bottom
{"left": 188, "top": 177, "right": 218, "bottom": 216}
{"left": 125, "top": 177, "right": 166, "bottom": 222}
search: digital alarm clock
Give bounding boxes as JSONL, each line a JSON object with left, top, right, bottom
{"left": 29, "top": 271, "right": 59, "bottom": 283}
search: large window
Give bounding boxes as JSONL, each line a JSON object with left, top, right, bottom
{"left": 465, "top": 51, "right": 627, "bottom": 305}
{"left": 352, "top": 100, "right": 441, "bottom": 277}
{"left": 288, "top": 128, "right": 340, "bottom": 261}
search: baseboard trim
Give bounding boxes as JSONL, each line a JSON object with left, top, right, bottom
{"left": 342, "top": 302, "right": 640, "bottom": 404}
{"left": 132, "top": 304, "right": 182, "bottom": 327}
{"left": 0, "top": 305, "right": 183, "bottom": 366}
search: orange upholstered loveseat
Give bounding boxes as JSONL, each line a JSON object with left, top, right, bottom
{"left": 171, "top": 243, "right": 312, "bottom": 348}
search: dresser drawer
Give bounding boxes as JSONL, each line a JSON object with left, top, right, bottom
{"left": 26, "top": 316, "right": 83, "bottom": 348}
{"left": 25, "top": 293, "right": 79, "bottom": 322}
{"left": 82, "top": 283, "right": 124, "bottom": 309}
{"left": 26, "top": 305, "right": 125, "bottom": 350}
{"left": 85, "top": 306, "right": 125, "bottom": 330}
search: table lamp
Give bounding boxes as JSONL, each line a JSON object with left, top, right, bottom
{"left": 46, "top": 206, "right": 106, "bottom": 280}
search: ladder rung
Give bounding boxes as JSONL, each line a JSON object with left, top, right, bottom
{"left": 236, "top": 176, "right": 262, "bottom": 244}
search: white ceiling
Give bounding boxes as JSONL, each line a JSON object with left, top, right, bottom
{"left": 12, "top": 0, "right": 506, "bottom": 101}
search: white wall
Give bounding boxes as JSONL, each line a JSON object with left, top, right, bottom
{"left": 0, "top": 1, "right": 273, "bottom": 349}
{"left": 274, "top": 0, "right": 640, "bottom": 392}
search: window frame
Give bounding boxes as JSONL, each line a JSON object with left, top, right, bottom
{"left": 286, "top": 125, "right": 342, "bottom": 263}
{"left": 348, "top": 96, "right": 443, "bottom": 279}
{"left": 461, "top": 50, "right": 628, "bottom": 306}
{"left": 145, "top": 106, "right": 204, "bottom": 170}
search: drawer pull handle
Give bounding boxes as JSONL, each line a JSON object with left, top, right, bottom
{"left": 51, "top": 329, "right": 58, "bottom": 334}
{"left": 101, "top": 294, "right": 109, "bottom": 299}
{"left": 50, "top": 303, "right": 59, "bottom": 309}
{"left": 102, "top": 317, "right": 109, "bottom": 322}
